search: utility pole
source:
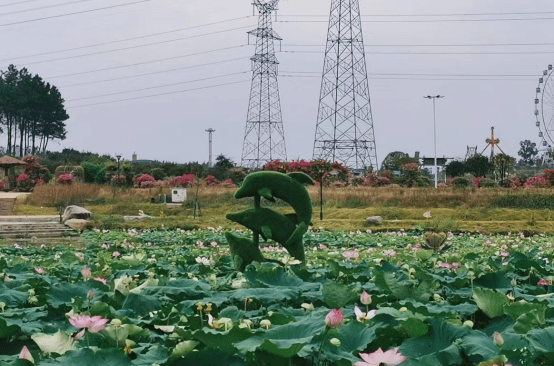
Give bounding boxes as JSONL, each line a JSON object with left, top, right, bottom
{"left": 205, "top": 128, "right": 215, "bottom": 167}
{"left": 424, "top": 95, "right": 444, "bottom": 188}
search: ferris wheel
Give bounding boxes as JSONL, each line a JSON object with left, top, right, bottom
{"left": 535, "top": 64, "right": 554, "bottom": 165}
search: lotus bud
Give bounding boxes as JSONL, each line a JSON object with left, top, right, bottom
{"left": 0, "top": 302, "right": 5, "bottom": 311}
{"left": 111, "top": 319, "right": 122, "bottom": 328}
{"left": 205, "top": 304, "right": 212, "bottom": 313}
{"left": 28, "top": 289, "right": 35, "bottom": 296}
{"left": 507, "top": 292, "right": 515, "bottom": 301}
{"left": 511, "top": 279, "right": 517, "bottom": 287}
{"left": 330, "top": 338, "right": 341, "bottom": 347}
{"left": 360, "top": 291, "right": 372, "bottom": 305}
{"left": 19, "top": 346, "right": 34, "bottom": 363}
{"left": 399, "top": 307, "right": 408, "bottom": 312}
{"left": 433, "top": 294, "right": 443, "bottom": 302}
{"left": 87, "top": 289, "right": 94, "bottom": 301}
{"left": 463, "top": 320, "right": 474, "bottom": 328}
{"left": 301, "top": 303, "right": 315, "bottom": 312}
{"left": 81, "top": 267, "right": 91, "bottom": 280}
{"left": 325, "top": 309, "right": 344, "bottom": 328}
{"left": 493, "top": 332, "right": 504, "bottom": 347}
{"left": 260, "top": 319, "right": 271, "bottom": 329}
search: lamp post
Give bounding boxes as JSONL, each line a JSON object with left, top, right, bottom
{"left": 205, "top": 128, "right": 215, "bottom": 168}
{"left": 424, "top": 95, "right": 444, "bottom": 188}
{"left": 115, "top": 155, "right": 122, "bottom": 176}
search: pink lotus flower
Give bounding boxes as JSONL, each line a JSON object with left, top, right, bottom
{"left": 34, "top": 267, "right": 45, "bottom": 275}
{"left": 325, "top": 309, "right": 344, "bottom": 328}
{"left": 75, "top": 252, "right": 85, "bottom": 261}
{"left": 355, "top": 347, "right": 407, "bottom": 366}
{"left": 94, "top": 277, "right": 108, "bottom": 286}
{"left": 69, "top": 315, "right": 109, "bottom": 335}
{"left": 538, "top": 278, "right": 549, "bottom": 285}
{"left": 452, "top": 262, "right": 461, "bottom": 269}
{"left": 499, "top": 252, "right": 510, "bottom": 258}
{"left": 438, "top": 262, "right": 451, "bottom": 268}
{"left": 81, "top": 267, "right": 91, "bottom": 280}
{"left": 383, "top": 249, "right": 397, "bottom": 257}
{"left": 19, "top": 346, "right": 34, "bottom": 363}
{"left": 87, "top": 289, "right": 94, "bottom": 301}
{"left": 360, "top": 290, "right": 372, "bottom": 305}
{"left": 112, "top": 251, "right": 121, "bottom": 258}
{"left": 101, "top": 243, "right": 110, "bottom": 250}
{"left": 343, "top": 250, "right": 359, "bottom": 261}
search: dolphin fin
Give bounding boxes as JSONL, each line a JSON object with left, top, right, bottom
{"left": 261, "top": 226, "right": 273, "bottom": 239}
{"left": 258, "top": 230, "right": 268, "bottom": 241}
{"left": 285, "top": 221, "right": 309, "bottom": 246}
{"left": 285, "top": 213, "right": 299, "bottom": 224}
{"left": 257, "top": 188, "right": 275, "bottom": 202}
{"left": 288, "top": 172, "right": 315, "bottom": 185}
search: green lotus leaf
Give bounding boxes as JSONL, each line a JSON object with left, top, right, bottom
{"left": 31, "top": 330, "right": 75, "bottom": 355}
{"left": 39, "top": 348, "right": 131, "bottom": 366}
{"left": 401, "top": 317, "right": 430, "bottom": 338}
{"left": 459, "top": 330, "right": 499, "bottom": 362}
{"left": 473, "top": 288, "right": 509, "bottom": 318}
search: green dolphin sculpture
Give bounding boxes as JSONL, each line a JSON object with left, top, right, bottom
{"left": 234, "top": 171, "right": 314, "bottom": 246}
{"left": 226, "top": 208, "right": 305, "bottom": 262}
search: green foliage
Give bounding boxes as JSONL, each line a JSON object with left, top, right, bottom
{"left": 491, "top": 194, "right": 554, "bottom": 209}
{"left": 518, "top": 139, "right": 539, "bottom": 167}
{"left": 81, "top": 162, "right": 107, "bottom": 184}
{"left": 445, "top": 160, "right": 465, "bottom": 178}
{"left": 453, "top": 177, "right": 470, "bottom": 188}
{"left": 465, "top": 155, "right": 494, "bottom": 177}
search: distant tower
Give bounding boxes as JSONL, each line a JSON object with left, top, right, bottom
{"left": 205, "top": 128, "right": 215, "bottom": 167}
{"left": 312, "top": 0, "right": 378, "bottom": 172}
{"left": 132, "top": 152, "right": 137, "bottom": 162}
{"left": 241, "top": 0, "right": 287, "bottom": 169}
{"left": 465, "top": 146, "right": 477, "bottom": 161}
{"left": 481, "top": 127, "right": 505, "bottom": 158}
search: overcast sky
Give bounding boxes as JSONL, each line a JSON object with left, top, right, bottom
{"left": 1, "top": 0, "right": 553, "bottom": 166}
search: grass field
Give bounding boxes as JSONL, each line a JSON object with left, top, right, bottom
{"left": 13, "top": 183, "right": 554, "bottom": 234}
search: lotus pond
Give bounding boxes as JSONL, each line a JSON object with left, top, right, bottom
{"left": 2, "top": 228, "right": 554, "bottom": 365}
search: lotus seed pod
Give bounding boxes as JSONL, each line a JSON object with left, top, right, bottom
{"left": 330, "top": 338, "right": 341, "bottom": 347}
{"left": 111, "top": 319, "right": 122, "bottom": 328}
{"left": 0, "top": 302, "right": 5, "bottom": 311}
{"left": 260, "top": 319, "right": 271, "bottom": 329}
{"left": 399, "top": 307, "right": 408, "bottom": 312}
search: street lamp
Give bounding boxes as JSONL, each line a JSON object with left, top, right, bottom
{"left": 424, "top": 95, "right": 444, "bottom": 188}
{"left": 115, "top": 154, "right": 122, "bottom": 177}
{"left": 205, "top": 128, "right": 215, "bottom": 168}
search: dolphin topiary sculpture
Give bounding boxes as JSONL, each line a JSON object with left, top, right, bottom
{"left": 225, "top": 171, "right": 314, "bottom": 271}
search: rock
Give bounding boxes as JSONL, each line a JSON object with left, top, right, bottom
{"left": 366, "top": 216, "right": 383, "bottom": 226}
{"left": 62, "top": 205, "right": 92, "bottom": 223}
{"left": 65, "top": 219, "right": 93, "bottom": 231}
{"left": 124, "top": 216, "right": 151, "bottom": 223}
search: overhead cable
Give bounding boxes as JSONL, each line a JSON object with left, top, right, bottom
{"left": 0, "top": 0, "right": 150, "bottom": 27}
{"left": 0, "top": 0, "right": 97, "bottom": 16}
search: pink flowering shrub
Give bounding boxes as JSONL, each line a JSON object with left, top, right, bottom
{"left": 473, "top": 177, "right": 483, "bottom": 188}
{"left": 204, "top": 175, "right": 219, "bottom": 187}
{"left": 134, "top": 174, "right": 156, "bottom": 188}
{"left": 524, "top": 176, "right": 548, "bottom": 188}
{"left": 16, "top": 174, "right": 34, "bottom": 192}
{"left": 111, "top": 174, "right": 127, "bottom": 187}
{"left": 402, "top": 162, "right": 420, "bottom": 171}
{"left": 57, "top": 174, "right": 74, "bottom": 185}
{"left": 437, "top": 183, "right": 449, "bottom": 188}
{"left": 0, "top": 181, "right": 5, "bottom": 190}
{"left": 509, "top": 176, "right": 523, "bottom": 188}
{"left": 169, "top": 174, "right": 196, "bottom": 188}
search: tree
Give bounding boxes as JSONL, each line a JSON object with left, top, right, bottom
{"left": 465, "top": 155, "right": 494, "bottom": 177}
{"left": 215, "top": 155, "right": 235, "bottom": 170}
{"left": 445, "top": 160, "right": 465, "bottom": 178}
{"left": 518, "top": 140, "right": 538, "bottom": 167}
{"left": 0, "top": 65, "right": 68, "bottom": 155}
{"left": 381, "top": 151, "right": 418, "bottom": 171}
{"left": 491, "top": 154, "right": 516, "bottom": 181}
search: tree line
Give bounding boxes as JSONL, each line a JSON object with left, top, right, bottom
{"left": 0, "top": 65, "right": 68, "bottom": 156}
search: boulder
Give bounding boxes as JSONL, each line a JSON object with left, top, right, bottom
{"left": 65, "top": 219, "right": 93, "bottom": 231}
{"left": 62, "top": 205, "right": 92, "bottom": 223}
{"left": 366, "top": 216, "right": 383, "bottom": 226}
{"left": 124, "top": 216, "right": 151, "bottom": 223}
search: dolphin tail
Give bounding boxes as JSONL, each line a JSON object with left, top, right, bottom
{"left": 285, "top": 221, "right": 308, "bottom": 247}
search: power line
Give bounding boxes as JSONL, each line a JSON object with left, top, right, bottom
{"left": 46, "top": 44, "right": 248, "bottom": 79}
{"left": 4, "top": 25, "right": 252, "bottom": 67}
{"left": 66, "top": 71, "right": 250, "bottom": 101}
{"left": 66, "top": 79, "right": 250, "bottom": 108}
{"left": 59, "top": 57, "right": 247, "bottom": 88}
{"left": 280, "top": 11, "right": 554, "bottom": 17}
{"left": 0, "top": 0, "right": 97, "bottom": 16}
{"left": 281, "top": 70, "right": 536, "bottom": 77}
{"left": 279, "top": 74, "right": 531, "bottom": 81}
{"left": 284, "top": 42, "right": 554, "bottom": 48}
{"left": 281, "top": 50, "right": 554, "bottom": 55}
{"left": 0, "top": 0, "right": 150, "bottom": 27}
{"left": 0, "top": 0, "right": 41, "bottom": 8}
{"left": 1, "top": 16, "right": 253, "bottom": 62}
{"left": 277, "top": 17, "right": 554, "bottom": 23}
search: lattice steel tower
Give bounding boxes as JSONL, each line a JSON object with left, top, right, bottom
{"left": 312, "top": 0, "right": 378, "bottom": 171}
{"left": 241, "top": 0, "right": 287, "bottom": 169}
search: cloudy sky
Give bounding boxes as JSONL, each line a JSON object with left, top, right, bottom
{"left": 1, "top": 0, "right": 553, "bottom": 166}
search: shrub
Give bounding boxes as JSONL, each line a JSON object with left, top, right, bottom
{"left": 81, "top": 162, "right": 107, "bottom": 184}
{"left": 134, "top": 174, "right": 156, "bottom": 188}
{"left": 473, "top": 177, "right": 483, "bottom": 188}
{"left": 169, "top": 174, "right": 196, "bottom": 188}
{"left": 204, "top": 175, "right": 218, "bottom": 187}
{"left": 22, "top": 156, "right": 51, "bottom": 183}
{"left": 508, "top": 176, "right": 523, "bottom": 188}
{"left": 57, "top": 174, "right": 74, "bottom": 185}
{"left": 452, "top": 177, "right": 470, "bottom": 188}
{"left": 150, "top": 168, "right": 166, "bottom": 181}
{"left": 16, "top": 174, "right": 34, "bottom": 192}
{"left": 543, "top": 169, "right": 554, "bottom": 186}
{"left": 54, "top": 165, "right": 84, "bottom": 182}
{"left": 0, "top": 181, "right": 5, "bottom": 190}
{"left": 491, "top": 194, "right": 554, "bottom": 209}
{"left": 111, "top": 174, "right": 127, "bottom": 187}
{"left": 524, "top": 176, "right": 548, "bottom": 188}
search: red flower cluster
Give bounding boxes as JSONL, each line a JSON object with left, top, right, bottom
{"left": 134, "top": 174, "right": 156, "bottom": 188}
{"left": 168, "top": 174, "right": 196, "bottom": 188}
{"left": 264, "top": 160, "right": 351, "bottom": 184}
{"left": 57, "top": 174, "right": 74, "bottom": 185}
{"left": 402, "top": 162, "right": 420, "bottom": 171}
